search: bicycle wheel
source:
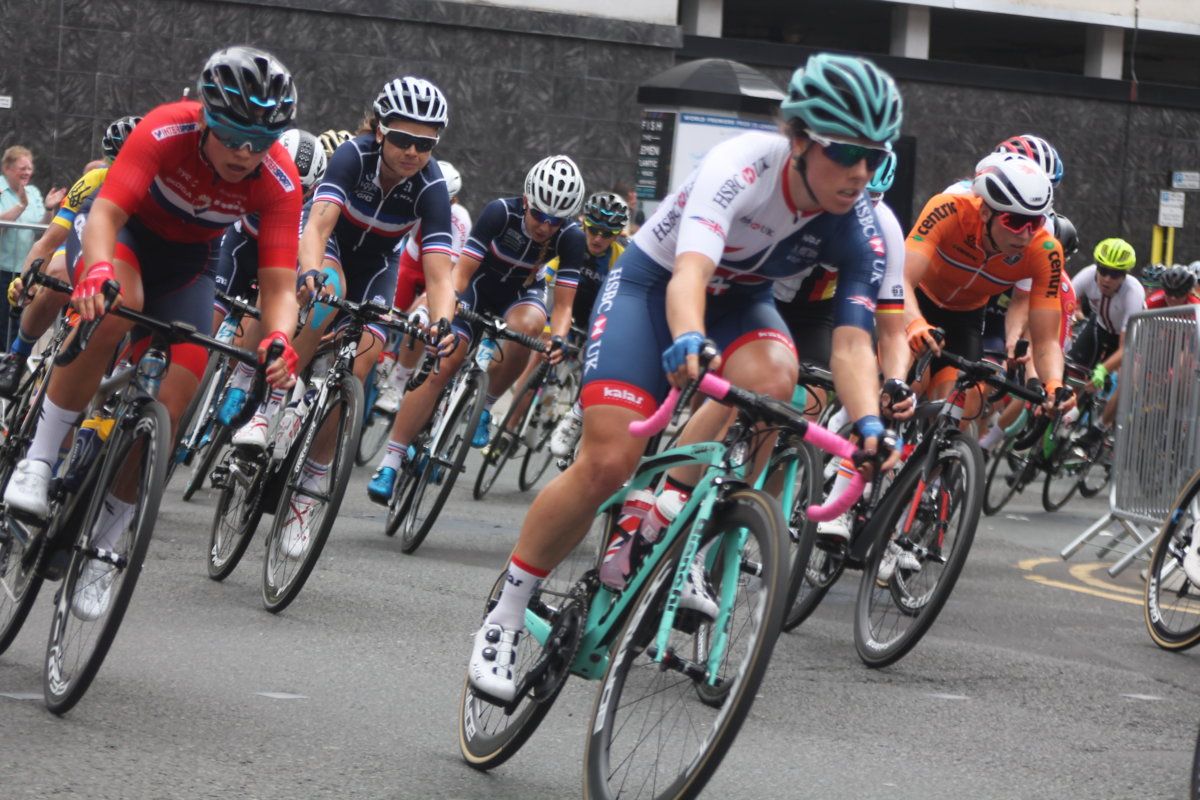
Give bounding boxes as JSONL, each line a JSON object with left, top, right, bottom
{"left": 262, "top": 372, "right": 363, "bottom": 613}
{"left": 400, "top": 371, "right": 485, "bottom": 554}
{"left": 167, "top": 353, "right": 225, "bottom": 485}
{"left": 206, "top": 449, "right": 268, "bottom": 581}
{"left": 1078, "top": 439, "right": 1113, "bottom": 499}
{"left": 473, "top": 375, "right": 536, "bottom": 500}
{"left": 854, "top": 435, "right": 983, "bottom": 669}
{"left": 583, "top": 488, "right": 787, "bottom": 800}
{"left": 183, "top": 420, "right": 231, "bottom": 502}
{"left": 357, "top": 407, "right": 394, "bottom": 467}
{"left": 519, "top": 364, "right": 578, "bottom": 491}
{"left": 767, "top": 439, "right": 825, "bottom": 631}
{"left": 1144, "top": 470, "right": 1200, "bottom": 651}
{"left": 982, "top": 435, "right": 1029, "bottom": 516}
{"left": 44, "top": 399, "right": 170, "bottom": 715}
{"left": 1041, "top": 433, "right": 1085, "bottom": 512}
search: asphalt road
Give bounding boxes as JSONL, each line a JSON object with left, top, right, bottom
{"left": 1, "top": 453, "right": 1196, "bottom": 800}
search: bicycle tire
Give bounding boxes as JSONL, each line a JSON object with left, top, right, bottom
{"left": 167, "top": 352, "right": 224, "bottom": 485}
{"left": 44, "top": 399, "right": 170, "bottom": 715}
{"left": 206, "top": 448, "right": 269, "bottom": 581}
{"left": 473, "top": 375, "right": 536, "bottom": 500}
{"left": 356, "top": 408, "right": 394, "bottom": 467}
{"left": 400, "top": 371, "right": 485, "bottom": 554}
{"left": 583, "top": 488, "right": 787, "bottom": 800}
{"left": 771, "top": 440, "right": 826, "bottom": 631}
{"left": 518, "top": 364, "right": 578, "bottom": 492}
{"left": 982, "top": 436, "right": 1027, "bottom": 516}
{"left": 183, "top": 421, "right": 231, "bottom": 502}
{"left": 1144, "top": 469, "right": 1200, "bottom": 651}
{"left": 854, "top": 434, "right": 983, "bottom": 669}
{"left": 1077, "top": 439, "right": 1112, "bottom": 499}
{"left": 262, "top": 372, "right": 363, "bottom": 613}
{"left": 1041, "top": 442, "right": 1083, "bottom": 512}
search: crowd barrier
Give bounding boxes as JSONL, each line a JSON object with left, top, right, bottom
{"left": 0, "top": 219, "right": 49, "bottom": 233}
{"left": 1060, "top": 305, "right": 1200, "bottom": 576}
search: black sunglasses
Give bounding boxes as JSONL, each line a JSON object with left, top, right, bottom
{"left": 806, "top": 129, "right": 890, "bottom": 171}
{"left": 1096, "top": 266, "right": 1128, "bottom": 280}
{"left": 380, "top": 124, "right": 439, "bottom": 153}
{"left": 584, "top": 222, "right": 618, "bottom": 239}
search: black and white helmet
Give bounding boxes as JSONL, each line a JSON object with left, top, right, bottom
{"left": 438, "top": 160, "right": 462, "bottom": 197}
{"left": 374, "top": 77, "right": 448, "bottom": 128}
{"left": 525, "top": 155, "right": 585, "bottom": 218}
{"left": 317, "top": 129, "right": 352, "bottom": 159}
{"left": 101, "top": 115, "right": 141, "bottom": 161}
{"left": 583, "top": 191, "right": 630, "bottom": 231}
{"left": 197, "top": 46, "right": 296, "bottom": 133}
{"left": 279, "top": 129, "right": 327, "bottom": 190}
{"left": 971, "top": 154, "right": 1053, "bottom": 215}
{"left": 1162, "top": 264, "right": 1196, "bottom": 294}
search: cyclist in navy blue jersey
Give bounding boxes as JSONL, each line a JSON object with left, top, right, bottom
{"left": 366, "top": 155, "right": 586, "bottom": 503}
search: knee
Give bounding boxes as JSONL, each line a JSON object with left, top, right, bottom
{"left": 573, "top": 444, "right": 639, "bottom": 501}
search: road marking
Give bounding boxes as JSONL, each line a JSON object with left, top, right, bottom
{"left": 929, "top": 693, "right": 968, "bottom": 700}
{"left": 1069, "top": 562, "right": 1142, "bottom": 597}
{"left": 1005, "top": 514, "right": 1031, "bottom": 522}
{"left": 1017, "top": 556, "right": 1057, "bottom": 571}
{"left": 1017, "top": 558, "right": 1157, "bottom": 607}
{"left": 0, "top": 691, "right": 41, "bottom": 700}
{"left": 1022, "top": 573, "right": 1145, "bottom": 607}
{"left": 1121, "top": 693, "right": 1164, "bottom": 701}
{"left": 255, "top": 691, "right": 307, "bottom": 700}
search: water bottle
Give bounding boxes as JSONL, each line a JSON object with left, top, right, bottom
{"left": 63, "top": 413, "right": 115, "bottom": 492}
{"left": 137, "top": 348, "right": 170, "bottom": 397}
{"left": 275, "top": 378, "right": 309, "bottom": 455}
{"left": 637, "top": 489, "right": 686, "bottom": 544}
{"left": 599, "top": 489, "right": 655, "bottom": 590}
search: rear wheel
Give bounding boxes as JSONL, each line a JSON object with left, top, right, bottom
{"left": 518, "top": 363, "right": 578, "bottom": 491}
{"left": 357, "top": 408, "right": 394, "bottom": 467}
{"left": 473, "top": 373, "right": 539, "bottom": 500}
{"left": 1144, "top": 469, "right": 1200, "bottom": 651}
{"left": 982, "top": 435, "right": 1028, "bottom": 516}
{"left": 206, "top": 449, "right": 268, "bottom": 581}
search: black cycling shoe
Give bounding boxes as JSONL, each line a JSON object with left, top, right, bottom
{"left": 0, "top": 352, "right": 22, "bottom": 397}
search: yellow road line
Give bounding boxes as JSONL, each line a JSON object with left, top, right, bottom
{"left": 1023, "top": 574, "right": 1145, "bottom": 607}
{"left": 1016, "top": 556, "right": 1057, "bottom": 571}
{"left": 1068, "top": 562, "right": 1143, "bottom": 597}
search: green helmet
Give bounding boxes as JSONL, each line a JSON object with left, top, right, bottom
{"left": 782, "top": 53, "right": 903, "bottom": 144}
{"left": 1093, "top": 237, "right": 1136, "bottom": 271}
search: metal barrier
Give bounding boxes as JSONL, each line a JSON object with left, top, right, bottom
{"left": 0, "top": 219, "right": 49, "bottom": 233}
{"left": 1061, "top": 305, "right": 1200, "bottom": 576}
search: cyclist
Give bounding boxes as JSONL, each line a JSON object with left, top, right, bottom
{"left": 1145, "top": 263, "right": 1198, "bottom": 309}
{"left": 903, "top": 154, "right": 1067, "bottom": 416}
{"left": 467, "top": 52, "right": 904, "bottom": 702}
{"left": 365, "top": 154, "right": 586, "bottom": 504}
{"left": 232, "top": 76, "right": 458, "bottom": 558}
{"left": 373, "top": 159, "right": 471, "bottom": 414}
{"left": 543, "top": 190, "right": 629, "bottom": 458}
{"left": 2, "top": 46, "right": 303, "bottom": 618}
{"left": 211, "top": 128, "right": 327, "bottom": 424}
{"left": 0, "top": 115, "right": 142, "bottom": 396}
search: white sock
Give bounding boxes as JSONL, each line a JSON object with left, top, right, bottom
{"left": 828, "top": 405, "right": 850, "bottom": 432}
{"left": 93, "top": 493, "right": 136, "bottom": 552}
{"left": 28, "top": 396, "right": 82, "bottom": 466}
{"left": 388, "top": 362, "right": 414, "bottom": 391}
{"left": 979, "top": 425, "right": 1005, "bottom": 452}
{"left": 485, "top": 559, "right": 547, "bottom": 631}
{"left": 827, "top": 459, "right": 855, "bottom": 509}
{"left": 229, "top": 361, "right": 255, "bottom": 392}
{"left": 299, "top": 458, "right": 330, "bottom": 492}
{"left": 379, "top": 439, "right": 409, "bottom": 471}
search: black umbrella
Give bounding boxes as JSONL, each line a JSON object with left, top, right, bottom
{"left": 637, "top": 58, "right": 785, "bottom": 115}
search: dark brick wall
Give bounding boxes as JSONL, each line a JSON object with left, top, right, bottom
{"left": 0, "top": 0, "right": 679, "bottom": 213}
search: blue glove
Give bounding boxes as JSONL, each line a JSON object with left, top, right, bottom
{"left": 854, "top": 415, "right": 885, "bottom": 441}
{"left": 662, "top": 331, "right": 704, "bottom": 375}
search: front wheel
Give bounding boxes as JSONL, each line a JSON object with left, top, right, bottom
{"left": 473, "top": 373, "right": 537, "bottom": 500}
{"left": 583, "top": 488, "right": 787, "bottom": 800}
{"left": 1041, "top": 436, "right": 1084, "bottom": 512}
{"left": 206, "top": 449, "right": 268, "bottom": 581}
{"left": 1144, "top": 469, "right": 1200, "bottom": 651}
{"left": 43, "top": 399, "right": 170, "bottom": 715}
{"left": 518, "top": 363, "right": 578, "bottom": 492}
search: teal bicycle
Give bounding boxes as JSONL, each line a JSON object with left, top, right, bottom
{"left": 458, "top": 363, "right": 863, "bottom": 799}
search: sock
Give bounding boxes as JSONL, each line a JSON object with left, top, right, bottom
{"left": 979, "top": 424, "right": 1005, "bottom": 451}
{"left": 299, "top": 458, "right": 330, "bottom": 492}
{"left": 258, "top": 388, "right": 287, "bottom": 419}
{"left": 827, "top": 405, "right": 850, "bottom": 432}
{"left": 484, "top": 393, "right": 500, "bottom": 411}
{"left": 11, "top": 328, "right": 36, "bottom": 357}
{"left": 379, "top": 439, "right": 409, "bottom": 471}
{"left": 93, "top": 494, "right": 136, "bottom": 552}
{"left": 485, "top": 557, "right": 548, "bottom": 631}
{"left": 229, "top": 361, "right": 255, "bottom": 392}
{"left": 825, "top": 459, "right": 857, "bottom": 511}
{"left": 388, "top": 362, "right": 414, "bottom": 391}
{"left": 27, "top": 396, "right": 82, "bottom": 465}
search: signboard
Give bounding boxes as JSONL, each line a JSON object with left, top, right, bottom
{"left": 668, "top": 112, "right": 778, "bottom": 195}
{"left": 1159, "top": 190, "right": 1185, "bottom": 228}
{"left": 635, "top": 110, "right": 675, "bottom": 202}
{"left": 0, "top": 96, "right": 11, "bottom": 110}
{"left": 1172, "top": 171, "right": 1200, "bottom": 190}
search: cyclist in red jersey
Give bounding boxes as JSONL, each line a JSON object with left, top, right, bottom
{"left": 1146, "top": 264, "right": 1199, "bottom": 309}
{"left": 4, "top": 47, "right": 302, "bottom": 616}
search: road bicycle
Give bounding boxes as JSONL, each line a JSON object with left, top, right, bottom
{"left": 1144, "top": 466, "right": 1200, "bottom": 651}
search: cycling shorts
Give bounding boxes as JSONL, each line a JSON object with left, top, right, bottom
{"left": 213, "top": 224, "right": 259, "bottom": 314}
{"left": 322, "top": 237, "right": 400, "bottom": 340}
{"left": 581, "top": 242, "right": 796, "bottom": 415}
{"left": 393, "top": 247, "right": 425, "bottom": 311}
{"left": 778, "top": 297, "right": 834, "bottom": 370}
{"left": 916, "top": 288, "right": 984, "bottom": 377}
{"left": 1068, "top": 317, "right": 1119, "bottom": 368}
{"left": 452, "top": 267, "right": 548, "bottom": 345}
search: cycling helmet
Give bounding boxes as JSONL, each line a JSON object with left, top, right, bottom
{"left": 373, "top": 77, "right": 448, "bottom": 128}
{"left": 1190, "top": 260, "right": 1200, "bottom": 279}
{"left": 1093, "top": 237, "right": 1137, "bottom": 271}
{"left": 867, "top": 151, "right": 897, "bottom": 194}
{"left": 524, "top": 155, "right": 585, "bottom": 218}
{"left": 995, "top": 134, "right": 1063, "bottom": 186}
{"left": 971, "top": 155, "right": 1053, "bottom": 215}
{"left": 1161, "top": 263, "right": 1196, "bottom": 294}
{"left": 438, "top": 160, "right": 462, "bottom": 197}
{"left": 197, "top": 46, "right": 296, "bottom": 133}
{"left": 582, "top": 191, "right": 630, "bottom": 231}
{"left": 278, "top": 129, "right": 327, "bottom": 190}
{"left": 782, "top": 53, "right": 903, "bottom": 144}
{"left": 318, "top": 129, "right": 352, "bottom": 158}
{"left": 101, "top": 115, "right": 141, "bottom": 161}
{"left": 1143, "top": 262, "right": 1166, "bottom": 283}
{"left": 1051, "top": 214, "right": 1079, "bottom": 258}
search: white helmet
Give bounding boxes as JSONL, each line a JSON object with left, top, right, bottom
{"left": 279, "top": 129, "right": 327, "bottom": 190}
{"left": 971, "top": 154, "right": 1052, "bottom": 215}
{"left": 1189, "top": 260, "right": 1200, "bottom": 279}
{"left": 525, "top": 155, "right": 585, "bottom": 218}
{"left": 374, "top": 77, "right": 448, "bottom": 128}
{"left": 438, "top": 160, "right": 462, "bottom": 197}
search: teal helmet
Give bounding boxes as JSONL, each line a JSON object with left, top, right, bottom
{"left": 782, "top": 53, "right": 903, "bottom": 144}
{"left": 867, "top": 151, "right": 897, "bottom": 194}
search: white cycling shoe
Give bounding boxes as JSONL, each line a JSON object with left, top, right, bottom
{"left": 679, "top": 558, "right": 719, "bottom": 620}
{"left": 71, "top": 558, "right": 116, "bottom": 621}
{"left": 4, "top": 459, "right": 52, "bottom": 519}
{"left": 374, "top": 384, "right": 402, "bottom": 414}
{"left": 877, "top": 541, "right": 922, "bottom": 584}
{"left": 816, "top": 512, "right": 852, "bottom": 543}
{"left": 469, "top": 622, "right": 520, "bottom": 703}
{"left": 232, "top": 411, "right": 272, "bottom": 450}
{"left": 280, "top": 496, "right": 319, "bottom": 560}
{"left": 549, "top": 413, "right": 582, "bottom": 459}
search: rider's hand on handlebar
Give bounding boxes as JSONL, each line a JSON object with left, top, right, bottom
{"left": 906, "top": 317, "right": 941, "bottom": 355}
{"left": 663, "top": 331, "right": 718, "bottom": 389}
{"left": 1040, "top": 381, "right": 1075, "bottom": 415}
{"left": 71, "top": 261, "right": 121, "bottom": 321}
{"left": 258, "top": 330, "right": 298, "bottom": 390}
{"left": 430, "top": 317, "right": 457, "bottom": 358}
{"left": 854, "top": 415, "right": 901, "bottom": 475}
{"left": 881, "top": 378, "right": 915, "bottom": 422}
{"left": 542, "top": 334, "right": 566, "bottom": 365}
{"left": 296, "top": 269, "right": 331, "bottom": 305}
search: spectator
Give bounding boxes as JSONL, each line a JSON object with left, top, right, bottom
{"left": 0, "top": 146, "right": 66, "bottom": 346}
{"left": 614, "top": 181, "right": 644, "bottom": 236}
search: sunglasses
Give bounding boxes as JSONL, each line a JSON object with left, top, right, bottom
{"left": 584, "top": 222, "right": 619, "bottom": 239}
{"left": 805, "top": 130, "right": 890, "bottom": 171}
{"left": 1096, "top": 266, "right": 1128, "bottom": 280}
{"left": 204, "top": 112, "right": 279, "bottom": 153}
{"left": 379, "top": 124, "right": 439, "bottom": 153}
{"left": 996, "top": 211, "right": 1043, "bottom": 235}
{"left": 529, "top": 207, "right": 566, "bottom": 226}
{"left": 1166, "top": 287, "right": 1192, "bottom": 299}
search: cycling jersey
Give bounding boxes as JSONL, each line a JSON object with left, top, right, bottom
{"left": 214, "top": 202, "right": 312, "bottom": 314}
{"left": 908, "top": 193, "right": 1062, "bottom": 313}
{"left": 53, "top": 167, "right": 107, "bottom": 231}
{"left": 1072, "top": 264, "right": 1146, "bottom": 334}
{"left": 98, "top": 100, "right": 302, "bottom": 271}
{"left": 1145, "top": 289, "right": 1200, "bottom": 309}
{"left": 402, "top": 202, "right": 471, "bottom": 264}
{"left": 634, "top": 131, "right": 886, "bottom": 307}
{"left": 460, "top": 197, "right": 586, "bottom": 289}
{"left": 1056, "top": 274, "right": 1077, "bottom": 348}
{"left": 393, "top": 203, "right": 472, "bottom": 310}
{"left": 313, "top": 135, "right": 453, "bottom": 259}
{"left": 545, "top": 241, "right": 626, "bottom": 325}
